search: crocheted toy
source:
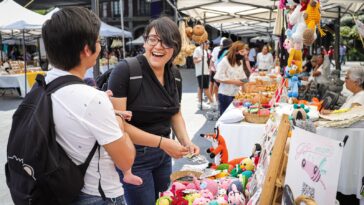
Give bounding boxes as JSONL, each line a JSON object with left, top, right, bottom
{"left": 303, "top": 0, "right": 325, "bottom": 45}
{"left": 201, "top": 127, "right": 229, "bottom": 167}
{"left": 227, "top": 183, "right": 246, "bottom": 205}
{"left": 287, "top": 48, "right": 303, "bottom": 72}
{"left": 156, "top": 196, "right": 173, "bottom": 205}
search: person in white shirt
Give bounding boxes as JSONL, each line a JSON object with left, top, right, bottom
{"left": 209, "top": 38, "right": 225, "bottom": 104}
{"left": 340, "top": 66, "right": 364, "bottom": 109}
{"left": 42, "top": 7, "right": 135, "bottom": 204}
{"left": 256, "top": 45, "right": 274, "bottom": 72}
{"left": 310, "top": 54, "right": 330, "bottom": 85}
{"left": 193, "top": 41, "right": 214, "bottom": 108}
{"left": 214, "top": 41, "right": 248, "bottom": 114}
{"left": 322, "top": 66, "right": 364, "bottom": 114}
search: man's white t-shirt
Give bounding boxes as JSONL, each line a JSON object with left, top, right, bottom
{"left": 340, "top": 90, "right": 364, "bottom": 109}
{"left": 193, "top": 46, "right": 210, "bottom": 77}
{"left": 214, "top": 57, "right": 247, "bottom": 96}
{"left": 45, "top": 68, "right": 123, "bottom": 198}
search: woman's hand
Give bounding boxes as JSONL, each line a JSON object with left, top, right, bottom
{"left": 184, "top": 142, "right": 200, "bottom": 155}
{"left": 160, "top": 138, "right": 190, "bottom": 159}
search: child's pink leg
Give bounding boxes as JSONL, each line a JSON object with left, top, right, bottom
{"left": 123, "top": 170, "right": 143, "bottom": 185}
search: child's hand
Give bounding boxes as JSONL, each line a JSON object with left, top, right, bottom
{"left": 115, "top": 110, "right": 132, "bottom": 121}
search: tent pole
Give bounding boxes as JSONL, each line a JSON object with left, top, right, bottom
{"left": 0, "top": 32, "right": 3, "bottom": 61}
{"left": 200, "top": 12, "right": 206, "bottom": 110}
{"left": 220, "top": 24, "right": 222, "bottom": 37}
{"left": 120, "top": 0, "right": 126, "bottom": 59}
{"left": 335, "top": 6, "right": 341, "bottom": 72}
{"left": 92, "top": 0, "right": 100, "bottom": 79}
{"left": 23, "top": 29, "right": 27, "bottom": 95}
{"left": 37, "top": 37, "right": 41, "bottom": 68}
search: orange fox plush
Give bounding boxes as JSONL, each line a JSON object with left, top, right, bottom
{"left": 200, "top": 127, "right": 229, "bottom": 167}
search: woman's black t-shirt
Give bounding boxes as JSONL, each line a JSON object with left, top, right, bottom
{"left": 107, "top": 55, "right": 181, "bottom": 137}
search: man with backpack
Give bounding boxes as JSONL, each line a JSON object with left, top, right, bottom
{"left": 6, "top": 7, "right": 135, "bottom": 205}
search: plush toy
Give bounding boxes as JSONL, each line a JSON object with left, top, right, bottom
{"left": 184, "top": 193, "right": 201, "bottom": 205}
{"left": 192, "top": 197, "right": 211, "bottom": 205}
{"left": 171, "top": 181, "right": 187, "bottom": 196}
{"left": 250, "top": 143, "right": 262, "bottom": 166}
{"left": 199, "top": 179, "right": 219, "bottom": 196}
{"left": 156, "top": 196, "right": 173, "bottom": 205}
{"left": 240, "top": 158, "right": 255, "bottom": 172}
{"left": 228, "top": 183, "right": 246, "bottom": 205}
{"left": 199, "top": 189, "right": 214, "bottom": 200}
{"left": 215, "top": 157, "right": 246, "bottom": 172}
{"left": 172, "top": 196, "right": 189, "bottom": 205}
{"left": 219, "top": 178, "right": 233, "bottom": 191}
{"left": 300, "top": 0, "right": 309, "bottom": 11}
{"left": 287, "top": 48, "right": 303, "bottom": 73}
{"left": 304, "top": 0, "right": 325, "bottom": 36}
{"left": 201, "top": 127, "right": 229, "bottom": 167}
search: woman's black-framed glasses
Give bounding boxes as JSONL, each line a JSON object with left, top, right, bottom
{"left": 145, "top": 35, "right": 172, "bottom": 49}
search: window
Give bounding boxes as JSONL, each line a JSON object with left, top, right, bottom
{"left": 111, "top": 1, "right": 120, "bottom": 17}
{"left": 102, "top": 2, "right": 108, "bottom": 18}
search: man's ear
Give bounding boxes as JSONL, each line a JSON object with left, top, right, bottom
{"left": 81, "top": 44, "right": 92, "bottom": 57}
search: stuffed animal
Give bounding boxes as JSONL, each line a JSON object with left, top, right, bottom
{"left": 199, "top": 189, "right": 214, "bottom": 200}
{"left": 184, "top": 193, "right": 201, "bottom": 205}
{"left": 240, "top": 158, "right": 255, "bottom": 172}
{"left": 201, "top": 127, "right": 229, "bottom": 167}
{"left": 192, "top": 197, "right": 211, "bottom": 205}
{"left": 250, "top": 143, "right": 262, "bottom": 166}
{"left": 287, "top": 49, "right": 303, "bottom": 73}
{"left": 156, "top": 196, "right": 173, "bottom": 205}
{"left": 228, "top": 183, "right": 246, "bottom": 205}
{"left": 199, "top": 179, "right": 219, "bottom": 196}
{"left": 172, "top": 196, "right": 189, "bottom": 205}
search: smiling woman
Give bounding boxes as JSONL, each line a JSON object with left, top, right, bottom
{"left": 107, "top": 16, "right": 200, "bottom": 205}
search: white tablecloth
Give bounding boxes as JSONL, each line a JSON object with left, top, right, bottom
{"left": 217, "top": 104, "right": 265, "bottom": 160}
{"left": 0, "top": 74, "right": 26, "bottom": 97}
{"left": 317, "top": 126, "right": 364, "bottom": 203}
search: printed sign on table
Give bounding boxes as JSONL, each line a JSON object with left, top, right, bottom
{"left": 285, "top": 127, "right": 343, "bottom": 205}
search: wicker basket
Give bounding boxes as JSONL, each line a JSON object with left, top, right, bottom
{"left": 170, "top": 170, "right": 203, "bottom": 182}
{"left": 243, "top": 111, "right": 270, "bottom": 124}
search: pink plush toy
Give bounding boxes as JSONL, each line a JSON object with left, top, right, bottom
{"left": 185, "top": 177, "right": 200, "bottom": 190}
{"left": 160, "top": 190, "right": 174, "bottom": 198}
{"left": 192, "top": 197, "right": 211, "bottom": 205}
{"left": 199, "top": 189, "right": 214, "bottom": 200}
{"left": 228, "top": 184, "right": 246, "bottom": 205}
{"left": 219, "top": 178, "right": 233, "bottom": 190}
{"left": 170, "top": 182, "right": 186, "bottom": 196}
{"left": 199, "top": 179, "right": 219, "bottom": 196}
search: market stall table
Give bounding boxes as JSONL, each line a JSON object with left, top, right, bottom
{"left": 0, "top": 71, "right": 45, "bottom": 97}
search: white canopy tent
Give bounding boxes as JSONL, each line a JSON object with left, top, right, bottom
{"left": 0, "top": 0, "right": 47, "bottom": 30}
{"left": 45, "top": 7, "right": 133, "bottom": 38}
{"left": 126, "top": 35, "right": 145, "bottom": 46}
{"left": 176, "top": 0, "right": 364, "bottom": 37}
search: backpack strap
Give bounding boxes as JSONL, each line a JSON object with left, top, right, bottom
{"left": 125, "top": 57, "right": 143, "bottom": 105}
{"left": 44, "top": 74, "right": 85, "bottom": 94}
{"left": 171, "top": 66, "right": 182, "bottom": 101}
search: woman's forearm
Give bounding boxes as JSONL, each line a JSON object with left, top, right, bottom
{"left": 124, "top": 122, "right": 161, "bottom": 147}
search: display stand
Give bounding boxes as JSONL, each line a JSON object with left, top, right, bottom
{"left": 260, "top": 114, "right": 291, "bottom": 205}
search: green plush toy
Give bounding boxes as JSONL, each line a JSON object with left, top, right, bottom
{"left": 156, "top": 196, "right": 172, "bottom": 205}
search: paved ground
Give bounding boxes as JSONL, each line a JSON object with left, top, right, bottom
{"left": 0, "top": 68, "right": 216, "bottom": 204}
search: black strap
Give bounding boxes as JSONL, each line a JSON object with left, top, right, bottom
{"left": 78, "top": 142, "right": 99, "bottom": 175}
{"left": 42, "top": 74, "right": 85, "bottom": 94}
{"left": 125, "top": 56, "right": 143, "bottom": 105}
{"left": 97, "top": 146, "right": 106, "bottom": 200}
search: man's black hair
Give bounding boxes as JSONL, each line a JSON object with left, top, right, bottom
{"left": 42, "top": 7, "right": 101, "bottom": 71}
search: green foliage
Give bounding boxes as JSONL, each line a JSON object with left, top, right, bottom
{"left": 340, "top": 15, "right": 354, "bottom": 27}
{"left": 340, "top": 26, "right": 351, "bottom": 37}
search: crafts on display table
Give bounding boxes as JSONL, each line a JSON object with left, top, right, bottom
{"left": 0, "top": 63, "right": 45, "bottom": 97}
